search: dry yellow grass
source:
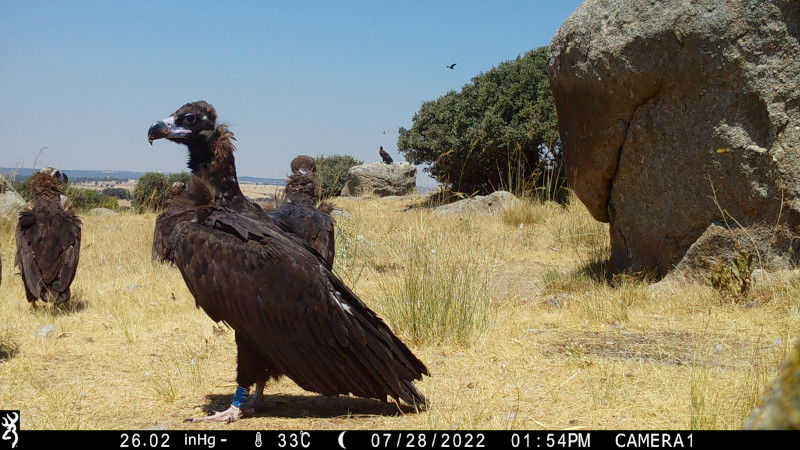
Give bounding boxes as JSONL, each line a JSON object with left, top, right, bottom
{"left": 0, "top": 194, "right": 798, "bottom": 430}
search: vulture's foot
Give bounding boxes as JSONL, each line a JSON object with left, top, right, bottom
{"left": 186, "top": 405, "right": 252, "bottom": 423}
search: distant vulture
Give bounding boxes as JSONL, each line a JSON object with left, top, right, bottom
{"left": 447, "top": 63, "right": 457, "bottom": 69}
{"left": 15, "top": 167, "right": 81, "bottom": 305}
{"left": 148, "top": 101, "right": 334, "bottom": 265}
{"left": 148, "top": 102, "right": 427, "bottom": 421}
{"left": 379, "top": 146, "right": 393, "bottom": 164}
{"left": 152, "top": 181, "right": 188, "bottom": 265}
{"left": 269, "top": 155, "right": 336, "bottom": 265}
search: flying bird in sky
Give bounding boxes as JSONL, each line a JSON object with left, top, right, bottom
{"left": 447, "top": 63, "right": 457, "bottom": 69}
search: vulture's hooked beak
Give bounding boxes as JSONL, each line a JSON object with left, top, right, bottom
{"left": 148, "top": 115, "right": 191, "bottom": 145}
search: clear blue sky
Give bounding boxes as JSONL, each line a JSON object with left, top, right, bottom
{"left": 0, "top": 1, "right": 583, "bottom": 185}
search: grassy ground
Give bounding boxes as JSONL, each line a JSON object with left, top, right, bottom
{"left": 0, "top": 194, "right": 798, "bottom": 430}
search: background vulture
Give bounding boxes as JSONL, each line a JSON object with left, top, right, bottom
{"left": 15, "top": 167, "right": 81, "bottom": 305}
{"left": 379, "top": 146, "right": 393, "bottom": 164}
{"left": 269, "top": 155, "right": 336, "bottom": 266}
{"left": 148, "top": 101, "right": 334, "bottom": 266}
{"left": 152, "top": 181, "right": 188, "bottom": 265}
{"left": 148, "top": 102, "right": 427, "bottom": 422}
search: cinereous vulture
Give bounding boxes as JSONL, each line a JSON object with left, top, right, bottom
{"left": 379, "top": 146, "right": 393, "bottom": 164}
{"left": 269, "top": 155, "right": 336, "bottom": 266}
{"left": 15, "top": 167, "right": 81, "bottom": 305}
{"left": 148, "top": 103, "right": 427, "bottom": 422}
{"left": 148, "top": 101, "right": 335, "bottom": 266}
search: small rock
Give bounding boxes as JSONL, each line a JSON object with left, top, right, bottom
{"left": 544, "top": 294, "right": 572, "bottom": 308}
{"left": 35, "top": 324, "right": 57, "bottom": 338}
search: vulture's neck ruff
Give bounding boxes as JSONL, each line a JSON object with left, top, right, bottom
{"left": 29, "top": 171, "right": 65, "bottom": 206}
{"left": 284, "top": 172, "right": 319, "bottom": 209}
{"left": 187, "top": 125, "right": 251, "bottom": 210}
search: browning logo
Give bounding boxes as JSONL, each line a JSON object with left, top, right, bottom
{"left": 0, "top": 411, "right": 18, "bottom": 449}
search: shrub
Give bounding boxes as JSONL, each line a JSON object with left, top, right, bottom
{"left": 65, "top": 186, "right": 119, "bottom": 211}
{"left": 133, "top": 172, "right": 168, "bottom": 212}
{"left": 10, "top": 177, "right": 32, "bottom": 201}
{"left": 100, "top": 187, "right": 132, "bottom": 200}
{"left": 316, "top": 154, "right": 362, "bottom": 198}
{"left": 398, "top": 46, "right": 562, "bottom": 196}
{"left": 167, "top": 171, "right": 192, "bottom": 187}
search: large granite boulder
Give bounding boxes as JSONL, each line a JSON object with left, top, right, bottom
{"left": 547, "top": 0, "right": 800, "bottom": 276}
{"left": 743, "top": 337, "right": 800, "bottom": 429}
{"left": 341, "top": 162, "right": 417, "bottom": 197}
{"left": 0, "top": 191, "right": 26, "bottom": 217}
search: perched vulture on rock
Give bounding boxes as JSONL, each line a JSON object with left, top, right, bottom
{"left": 269, "top": 155, "right": 336, "bottom": 265}
{"left": 379, "top": 146, "right": 393, "bottom": 164}
{"left": 152, "top": 181, "right": 188, "bottom": 265}
{"left": 148, "top": 102, "right": 427, "bottom": 422}
{"left": 15, "top": 167, "right": 81, "bottom": 305}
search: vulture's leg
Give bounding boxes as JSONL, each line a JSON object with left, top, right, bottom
{"left": 247, "top": 380, "right": 269, "bottom": 411}
{"left": 187, "top": 334, "right": 260, "bottom": 423}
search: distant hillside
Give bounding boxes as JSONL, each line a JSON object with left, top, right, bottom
{"left": 0, "top": 168, "right": 284, "bottom": 185}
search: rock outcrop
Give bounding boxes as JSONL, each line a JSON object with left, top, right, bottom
{"left": 547, "top": 0, "right": 800, "bottom": 276}
{"left": 341, "top": 162, "right": 417, "bottom": 197}
{"left": 0, "top": 191, "right": 26, "bottom": 217}
{"left": 743, "top": 337, "right": 800, "bottom": 429}
{"left": 434, "top": 191, "right": 516, "bottom": 216}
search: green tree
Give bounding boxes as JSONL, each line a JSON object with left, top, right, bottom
{"left": 100, "top": 187, "right": 132, "bottom": 200}
{"left": 10, "top": 177, "right": 32, "bottom": 201}
{"left": 398, "top": 46, "right": 561, "bottom": 197}
{"left": 167, "top": 171, "right": 192, "bottom": 187}
{"left": 316, "top": 154, "right": 363, "bottom": 198}
{"left": 133, "top": 171, "right": 192, "bottom": 212}
{"left": 133, "top": 172, "right": 168, "bottom": 212}
{"left": 65, "top": 186, "right": 119, "bottom": 211}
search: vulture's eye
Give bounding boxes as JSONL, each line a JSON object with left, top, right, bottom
{"left": 184, "top": 114, "right": 197, "bottom": 125}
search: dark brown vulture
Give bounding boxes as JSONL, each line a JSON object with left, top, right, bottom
{"left": 379, "top": 146, "right": 393, "bottom": 164}
{"left": 147, "top": 101, "right": 334, "bottom": 265}
{"left": 152, "top": 181, "right": 188, "bottom": 265}
{"left": 15, "top": 167, "right": 81, "bottom": 305}
{"left": 148, "top": 102, "right": 427, "bottom": 422}
{"left": 269, "top": 155, "right": 336, "bottom": 265}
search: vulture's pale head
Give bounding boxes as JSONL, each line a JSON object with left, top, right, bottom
{"left": 148, "top": 101, "right": 218, "bottom": 145}
{"left": 168, "top": 181, "right": 188, "bottom": 198}
{"left": 290, "top": 155, "right": 316, "bottom": 175}
{"left": 39, "top": 167, "right": 68, "bottom": 184}
{"left": 29, "top": 167, "right": 69, "bottom": 200}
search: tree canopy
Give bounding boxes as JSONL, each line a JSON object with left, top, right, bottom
{"left": 316, "top": 154, "right": 363, "bottom": 199}
{"left": 133, "top": 171, "right": 191, "bottom": 212}
{"left": 398, "top": 46, "right": 560, "bottom": 195}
